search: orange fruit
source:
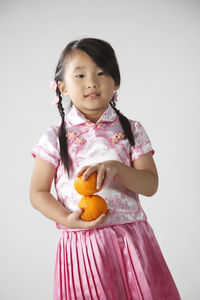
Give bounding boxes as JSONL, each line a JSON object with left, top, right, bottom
{"left": 74, "top": 172, "right": 102, "bottom": 196}
{"left": 78, "top": 195, "right": 108, "bottom": 221}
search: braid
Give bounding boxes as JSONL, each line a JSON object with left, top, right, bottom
{"left": 56, "top": 88, "right": 70, "bottom": 174}
{"left": 110, "top": 99, "right": 135, "bottom": 147}
{"left": 53, "top": 38, "right": 125, "bottom": 174}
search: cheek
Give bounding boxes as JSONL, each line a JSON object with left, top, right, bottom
{"left": 105, "top": 78, "right": 115, "bottom": 89}
{"left": 104, "top": 81, "right": 115, "bottom": 94}
{"left": 68, "top": 80, "right": 81, "bottom": 93}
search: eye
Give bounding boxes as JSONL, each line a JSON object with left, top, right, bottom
{"left": 75, "top": 74, "right": 84, "bottom": 78}
{"left": 98, "top": 71, "right": 106, "bottom": 76}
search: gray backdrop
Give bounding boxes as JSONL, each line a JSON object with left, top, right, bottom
{"left": 1, "top": 0, "right": 200, "bottom": 299}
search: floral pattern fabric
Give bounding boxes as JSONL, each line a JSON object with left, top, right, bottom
{"left": 31, "top": 105, "right": 154, "bottom": 228}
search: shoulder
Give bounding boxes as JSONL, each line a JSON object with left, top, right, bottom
{"left": 127, "top": 118, "right": 152, "bottom": 145}
{"left": 43, "top": 124, "right": 60, "bottom": 139}
{"left": 127, "top": 119, "right": 143, "bottom": 132}
{"left": 48, "top": 124, "right": 60, "bottom": 134}
{"left": 31, "top": 124, "right": 61, "bottom": 168}
{"left": 36, "top": 124, "right": 60, "bottom": 148}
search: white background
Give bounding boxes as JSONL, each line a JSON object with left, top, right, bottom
{"left": 1, "top": 0, "right": 200, "bottom": 299}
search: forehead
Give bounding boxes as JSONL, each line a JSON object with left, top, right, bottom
{"left": 66, "top": 50, "right": 99, "bottom": 72}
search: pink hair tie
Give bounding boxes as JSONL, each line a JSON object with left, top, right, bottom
{"left": 50, "top": 80, "right": 59, "bottom": 106}
{"left": 51, "top": 96, "right": 59, "bottom": 106}
{"left": 50, "top": 80, "right": 57, "bottom": 92}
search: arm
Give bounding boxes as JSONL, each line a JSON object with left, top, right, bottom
{"left": 29, "top": 157, "right": 108, "bottom": 228}
{"left": 77, "top": 152, "right": 158, "bottom": 197}
{"left": 115, "top": 152, "right": 158, "bottom": 196}
{"left": 29, "top": 157, "right": 72, "bottom": 225}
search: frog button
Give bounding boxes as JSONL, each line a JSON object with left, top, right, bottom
{"left": 96, "top": 123, "right": 104, "bottom": 128}
{"left": 85, "top": 122, "right": 95, "bottom": 128}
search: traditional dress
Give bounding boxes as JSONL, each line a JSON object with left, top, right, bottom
{"left": 32, "top": 105, "right": 181, "bottom": 300}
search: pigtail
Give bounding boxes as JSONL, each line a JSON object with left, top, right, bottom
{"left": 56, "top": 88, "right": 70, "bottom": 174}
{"left": 53, "top": 38, "right": 127, "bottom": 175}
{"left": 110, "top": 99, "right": 135, "bottom": 147}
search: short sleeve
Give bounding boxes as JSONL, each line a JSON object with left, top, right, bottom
{"left": 130, "top": 121, "right": 155, "bottom": 163}
{"left": 31, "top": 126, "right": 60, "bottom": 168}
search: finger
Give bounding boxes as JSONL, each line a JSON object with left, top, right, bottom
{"left": 96, "top": 212, "right": 108, "bottom": 223}
{"left": 77, "top": 166, "right": 89, "bottom": 177}
{"left": 101, "top": 172, "right": 109, "bottom": 189}
{"left": 73, "top": 208, "right": 83, "bottom": 219}
{"left": 96, "top": 166, "right": 106, "bottom": 189}
{"left": 105, "top": 209, "right": 111, "bottom": 217}
{"left": 82, "top": 166, "right": 98, "bottom": 180}
{"left": 87, "top": 213, "right": 107, "bottom": 228}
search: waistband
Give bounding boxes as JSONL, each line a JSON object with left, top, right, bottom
{"left": 56, "top": 218, "right": 148, "bottom": 232}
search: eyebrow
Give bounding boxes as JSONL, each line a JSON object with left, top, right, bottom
{"left": 73, "top": 66, "right": 86, "bottom": 72}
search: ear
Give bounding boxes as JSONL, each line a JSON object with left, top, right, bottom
{"left": 114, "top": 84, "right": 119, "bottom": 91}
{"left": 57, "top": 81, "right": 68, "bottom": 96}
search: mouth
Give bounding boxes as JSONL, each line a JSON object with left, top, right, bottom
{"left": 85, "top": 92, "right": 100, "bottom": 99}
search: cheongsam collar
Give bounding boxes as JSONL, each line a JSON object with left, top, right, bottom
{"left": 66, "top": 104, "right": 117, "bottom": 126}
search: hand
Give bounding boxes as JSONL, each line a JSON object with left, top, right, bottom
{"left": 77, "top": 160, "right": 120, "bottom": 190}
{"left": 64, "top": 208, "right": 110, "bottom": 229}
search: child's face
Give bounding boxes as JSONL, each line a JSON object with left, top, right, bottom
{"left": 59, "top": 49, "right": 118, "bottom": 122}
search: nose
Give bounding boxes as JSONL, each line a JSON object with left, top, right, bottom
{"left": 87, "top": 75, "right": 98, "bottom": 89}
{"left": 88, "top": 83, "right": 97, "bottom": 88}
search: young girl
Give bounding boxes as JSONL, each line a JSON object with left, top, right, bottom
{"left": 30, "top": 38, "right": 181, "bottom": 300}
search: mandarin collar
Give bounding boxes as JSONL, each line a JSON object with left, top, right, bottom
{"left": 66, "top": 104, "right": 117, "bottom": 126}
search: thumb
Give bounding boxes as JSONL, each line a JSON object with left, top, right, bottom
{"left": 74, "top": 208, "right": 83, "bottom": 218}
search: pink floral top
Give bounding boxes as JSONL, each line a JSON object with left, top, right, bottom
{"left": 32, "top": 105, "right": 154, "bottom": 228}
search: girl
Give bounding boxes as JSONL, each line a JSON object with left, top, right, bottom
{"left": 30, "top": 38, "right": 181, "bottom": 300}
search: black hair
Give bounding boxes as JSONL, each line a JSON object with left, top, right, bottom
{"left": 54, "top": 38, "right": 135, "bottom": 174}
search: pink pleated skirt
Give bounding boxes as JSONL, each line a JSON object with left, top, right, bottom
{"left": 54, "top": 221, "right": 181, "bottom": 300}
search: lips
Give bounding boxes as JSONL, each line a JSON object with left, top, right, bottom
{"left": 85, "top": 92, "right": 100, "bottom": 97}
